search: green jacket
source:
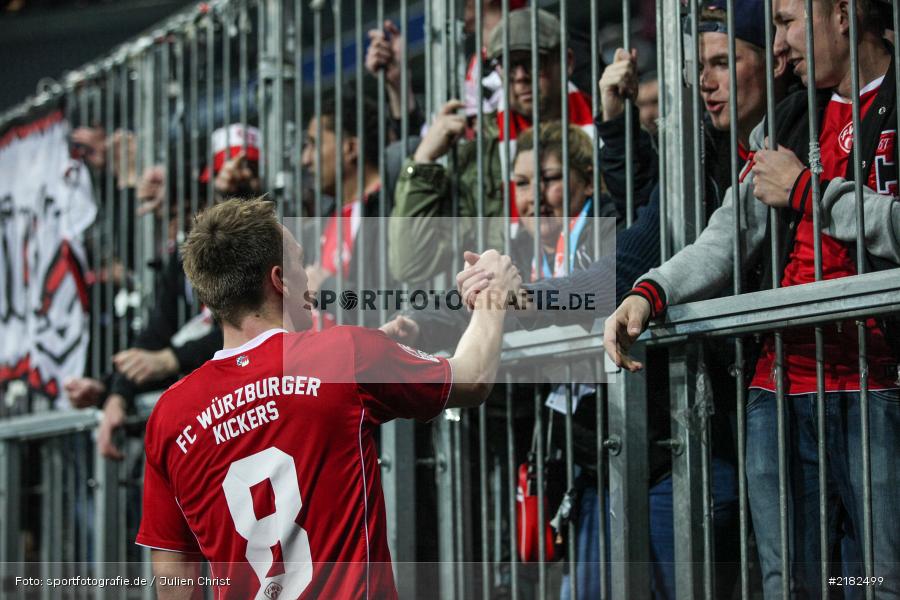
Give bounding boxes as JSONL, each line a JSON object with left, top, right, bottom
{"left": 389, "top": 115, "right": 510, "bottom": 283}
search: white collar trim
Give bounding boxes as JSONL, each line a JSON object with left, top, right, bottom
{"left": 213, "top": 328, "right": 288, "bottom": 360}
{"left": 830, "top": 75, "right": 885, "bottom": 104}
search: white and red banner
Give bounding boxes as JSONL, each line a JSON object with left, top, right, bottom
{"left": 0, "top": 111, "right": 96, "bottom": 408}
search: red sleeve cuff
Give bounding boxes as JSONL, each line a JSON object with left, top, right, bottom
{"left": 625, "top": 280, "right": 667, "bottom": 318}
{"left": 789, "top": 168, "right": 814, "bottom": 216}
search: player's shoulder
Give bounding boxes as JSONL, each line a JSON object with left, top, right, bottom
{"left": 287, "top": 325, "right": 383, "bottom": 346}
{"left": 150, "top": 352, "right": 234, "bottom": 419}
{"left": 147, "top": 365, "right": 207, "bottom": 420}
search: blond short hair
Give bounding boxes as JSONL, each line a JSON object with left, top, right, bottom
{"left": 515, "top": 121, "right": 594, "bottom": 182}
{"left": 182, "top": 197, "right": 282, "bottom": 327}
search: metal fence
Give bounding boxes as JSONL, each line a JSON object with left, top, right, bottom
{"left": 0, "top": 0, "right": 899, "bottom": 599}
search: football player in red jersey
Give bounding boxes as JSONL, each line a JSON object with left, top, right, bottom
{"left": 136, "top": 198, "right": 520, "bottom": 599}
{"left": 605, "top": 0, "right": 900, "bottom": 596}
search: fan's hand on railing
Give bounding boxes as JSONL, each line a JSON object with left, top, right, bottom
{"left": 603, "top": 295, "right": 650, "bottom": 371}
{"left": 97, "top": 394, "right": 126, "bottom": 461}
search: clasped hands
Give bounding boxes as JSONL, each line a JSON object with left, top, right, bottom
{"left": 455, "top": 250, "right": 525, "bottom": 311}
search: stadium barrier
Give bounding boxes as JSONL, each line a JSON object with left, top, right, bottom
{"left": 0, "top": 0, "right": 898, "bottom": 598}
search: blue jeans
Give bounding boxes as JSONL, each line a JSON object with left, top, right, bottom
{"left": 560, "top": 457, "right": 738, "bottom": 600}
{"left": 746, "top": 389, "right": 900, "bottom": 599}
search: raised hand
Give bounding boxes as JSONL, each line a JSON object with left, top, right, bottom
{"left": 599, "top": 48, "right": 639, "bottom": 123}
{"left": 413, "top": 100, "right": 467, "bottom": 163}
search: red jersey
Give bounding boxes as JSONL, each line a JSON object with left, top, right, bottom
{"left": 137, "top": 327, "right": 452, "bottom": 599}
{"left": 751, "top": 77, "right": 898, "bottom": 393}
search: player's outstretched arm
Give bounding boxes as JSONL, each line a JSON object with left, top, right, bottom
{"left": 150, "top": 550, "right": 203, "bottom": 600}
{"left": 447, "top": 250, "right": 520, "bottom": 408}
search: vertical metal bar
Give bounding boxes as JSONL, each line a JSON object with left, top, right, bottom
{"left": 103, "top": 71, "right": 116, "bottom": 364}
{"left": 240, "top": 2, "right": 250, "bottom": 158}
{"left": 564, "top": 371, "right": 577, "bottom": 600}
{"left": 691, "top": 1, "right": 713, "bottom": 593}
{"left": 257, "top": 0, "right": 269, "bottom": 202}
{"left": 313, "top": 0, "right": 323, "bottom": 243}
{"left": 223, "top": 5, "right": 232, "bottom": 154}
{"left": 273, "top": 0, "right": 286, "bottom": 215}
{"left": 700, "top": 391, "right": 715, "bottom": 600}
{"left": 759, "top": 0, "right": 791, "bottom": 593}
{"left": 448, "top": 0, "right": 459, "bottom": 99}
{"left": 119, "top": 64, "right": 132, "bottom": 345}
{"left": 400, "top": 0, "right": 410, "bottom": 147}
{"left": 502, "top": 0, "right": 511, "bottom": 252}
{"left": 595, "top": 371, "right": 609, "bottom": 600}
{"left": 452, "top": 415, "right": 466, "bottom": 597}
{"left": 606, "top": 348, "right": 651, "bottom": 600}
{"left": 656, "top": 0, "right": 669, "bottom": 261}
{"left": 64, "top": 437, "right": 76, "bottom": 566}
{"left": 90, "top": 83, "right": 103, "bottom": 379}
{"left": 801, "top": 0, "right": 829, "bottom": 595}
{"left": 623, "top": 0, "right": 635, "bottom": 226}
{"left": 376, "top": 0, "right": 388, "bottom": 328}
{"left": 140, "top": 47, "right": 158, "bottom": 319}
{"left": 381, "top": 417, "right": 417, "bottom": 600}
{"left": 435, "top": 417, "right": 458, "bottom": 600}
{"left": 206, "top": 14, "right": 216, "bottom": 209}
{"left": 560, "top": 0, "right": 570, "bottom": 268}
{"left": 505, "top": 376, "right": 518, "bottom": 600}
{"left": 133, "top": 50, "right": 146, "bottom": 339}
{"left": 295, "top": 0, "right": 305, "bottom": 218}
{"left": 475, "top": 2, "right": 489, "bottom": 594}
{"left": 334, "top": 0, "right": 344, "bottom": 325}
{"left": 424, "top": 0, "right": 433, "bottom": 116}
{"left": 79, "top": 84, "right": 97, "bottom": 379}
{"left": 354, "top": 0, "right": 364, "bottom": 325}
{"left": 93, "top": 445, "right": 120, "bottom": 600}
{"left": 590, "top": 0, "right": 602, "bottom": 268}
{"left": 558, "top": 1, "right": 578, "bottom": 594}
{"left": 189, "top": 21, "right": 200, "bottom": 222}
{"left": 446, "top": 0, "right": 460, "bottom": 268}
{"left": 688, "top": 0, "right": 705, "bottom": 237}
{"left": 531, "top": 2, "right": 541, "bottom": 292}
{"left": 475, "top": 0, "right": 485, "bottom": 244}
{"left": 533, "top": 384, "right": 546, "bottom": 600}
{"left": 173, "top": 37, "right": 188, "bottom": 316}
{"left": 64, "top": 433, "right": 74, "bottom": 574}
{"left": 0, "top": 441, "right": 22, "bottom": 575}
{"left": 160, "top": 37, "right": 172, "bottom": 257}
{"left": 79, "top": 436, "right": 90, "bottom": 580}
{"left": 492, "top": 454, "right": 503, "bottom": 582}
{"left": 478, "top": 404, "right": 491, "bottom": 600}
{"left": 846, "top": 3, "right": 874, "bottom": 594}
{"left": 173, "top": 36, "right": 187, "bottom": 327}
{"left": 51, "top": 440, "right": 64, "bottom": 580}
{"left": 174, "top": 32, "right": 187, "bottom": 246}
{"left": 895, "top": 2, "right": 900, "bottom": 180}
{"left": 531, "top": 6, "right": 545, "bottom": 595}
{"left": 723, "top": 0, "right": 749, "bottom": 595}
{"left": 670, "top": 344, "right": 705, "bottom": 599}
{"left": 40, "top": 443, "right": 51, "bottom": 600}
{"left": 661, "top": 0, "right": 698, "bottom": 252}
